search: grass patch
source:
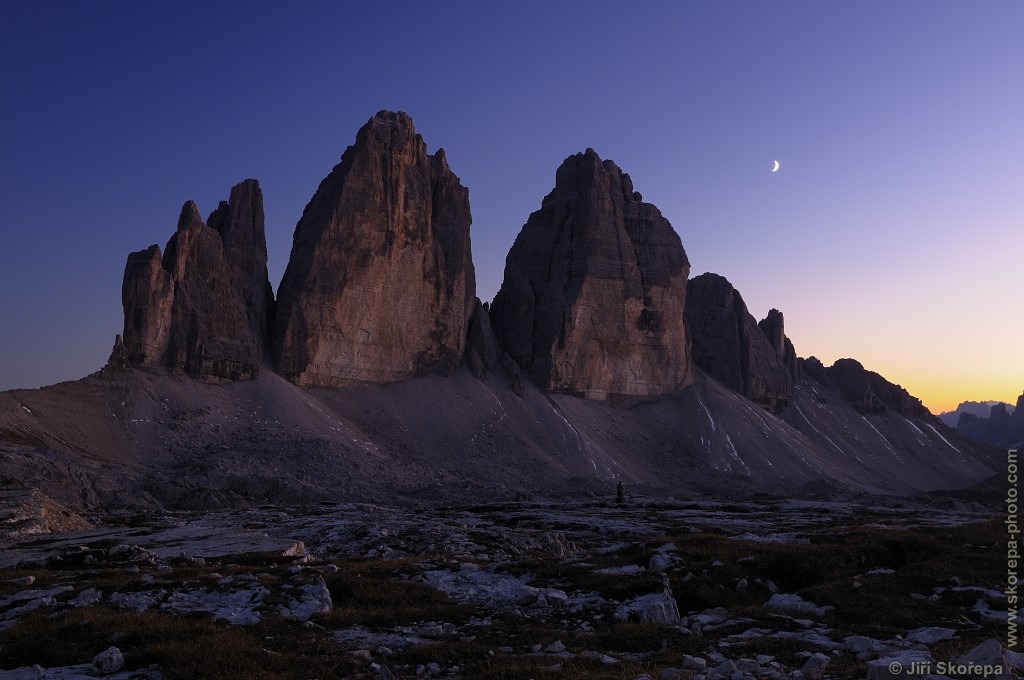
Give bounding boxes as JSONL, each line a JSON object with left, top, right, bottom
{"left": 0, "top": 607, "right": 360, "bottom": 680}
{"left": 319, "top": 558, "right": 475, "bottom": 629}
{"left": 0, "top": 507, "right": 1006, "bottom": 679}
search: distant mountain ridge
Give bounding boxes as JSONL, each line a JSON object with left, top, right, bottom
{"left": 950, "top": 395, "right": 1024, "bottom": 451}
{"left": 938, "top": 400, "right": 1014, "bottom": 428}
{"left": 0, "top": 111, "right": 1002, "bottom": 510}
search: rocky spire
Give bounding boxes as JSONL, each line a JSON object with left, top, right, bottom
{"left": 490, "top": 149, "right": 692, "bottom": 400}
{"left": 206, "top": 179, "right": 275, "bottom": 343}
{"left": 757, "top": 308, "right": 801, "bottom": 379}
{"left": 272, "top": 111, "right": 476, "bottom": 386}
{"left": 119, "top": 179, "right": 271, "bottom": 380}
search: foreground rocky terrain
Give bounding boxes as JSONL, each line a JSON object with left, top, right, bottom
{"left": 0, "top": 497, "right": 1018, "bottom": 679}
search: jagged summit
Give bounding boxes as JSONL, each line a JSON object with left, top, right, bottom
{"left": 814, "top": 358, "right": 929, "bottom": 417}
{"left": 685, "top": 273, "right": 793, "bottom": 412}
{"left": 118, "top": 178, "right": 272, "bottom": 381}
{"left": 0, "top": 111, "right": 1003, "bottom": 512}
{"left": 270, "top": 111, "right": 475, "bottom": 387}
{"left": 953, "top": 388, "right": 1024, "bottom": 449}
{"left": 490, "top": 148, "right": 693, "bottom": 400}
{"left": 758, "top": 308, "right": 801, "bottom": 380}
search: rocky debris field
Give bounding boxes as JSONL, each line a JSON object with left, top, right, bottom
{"left": 0, "top": 496, "right": 1019, "bottom": 679}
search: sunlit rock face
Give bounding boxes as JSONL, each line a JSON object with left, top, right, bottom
{"left": 685, "top": 273, "right": 792, "bottom": 412}
{"left": 491, "top": 149, "right": 693, "bottom": 400}
{"left": 120, "top": 179, "right": 272, "bottom": 381}
{"left": 272, "top": 111, "right": 476, "bottom": 387}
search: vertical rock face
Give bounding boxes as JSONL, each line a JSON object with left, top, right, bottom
{"left": 465, "top": 300, "right": 499, "bottom": 380}
{"left": 206, "top": 180, "right": 275, "bottom": 344}
{"left": 490, "top": 149, "right": 692, "bottom": 400}
{"left": 1015, "top": 393, "right": 1024, "bottom": 421}
{"left": 272, "top": 111, "right": 475, "bottom": 387}
{"left": 121, "top": 246, "right": 174, "bottom": 368}
{"left": 685, "top": 273, "right": 792, "bottom": 412}
{"left": 119, "top": 180, "right": 272, "bottom": 380}
{"left": 757, "top": 308, "right": 800, "bottom": 380}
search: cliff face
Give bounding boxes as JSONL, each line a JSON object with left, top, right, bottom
{"left": 119, "top": 179, "right": 272, "bottom": 380}
{"left": 206, "top": 180, "right": 275, "bottom": 345}
{"left": 757, "top": 309, "right": 800, "bottom": 380}
{"left": 490, "top": 149, "right": 692, "bottom": 400}
{"left": 271, "top": 111, "right": 476, "bottom": 387}
{"left": 684, "top": 273, "right": 792, "bottom": 412}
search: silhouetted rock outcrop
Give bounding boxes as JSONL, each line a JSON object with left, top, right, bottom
{"left": 685, "top": 273, "right": 791, "bottom": 412}
{"left": 490, "top": 149, "right": 692, "bottom": 400}
{"left": 939, "top": 400, "right": 1016, "bottom": 428}
{"left": 465, "top": 300, "right": 499, "bottom": 380}
{"left": 206, "top": 180, "right": 275, "bottom": 342}
{"left": 956, "top": 391, "right": 1024, "bottom": 448}
{"left": 272, "top": 111, "right": 476, "bottom": 387}
{"left": 757, "top": 309, "right": 800, "bottom": 380}
{"left": 811, "top": 358, "right": 929, "bottom": 417}
{"left": 118, "top": 179, "right": 272, "bottom": 381}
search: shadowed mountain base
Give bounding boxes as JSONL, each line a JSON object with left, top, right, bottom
{"left": 0, "top": 360, "right": 998, "bottom": 512}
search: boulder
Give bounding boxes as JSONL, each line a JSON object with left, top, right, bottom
{"left": 762, "top": 593, "right": 832, "bottom": 618}
{"left": 273, "top": 111, "right": 475, "bottom": 386}
{"left": 866, "top": 650, "right": 933, "bottom": 679}
{"left": 956, "top": 639, "right": 1010, "bottom": 679}
{"left": 92, "top": 646, "right": 125, "bottom": 674}
{"left": 801, "top": 652, "right": 830, "bottom": 680}
{"left": 490, "top": 148, "right": 692, "bottom": 400}
{"left": 613, "top": 576, "right": 681, "bottom": 625}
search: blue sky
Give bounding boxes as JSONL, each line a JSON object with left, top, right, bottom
{"left": 1, "top": 2, "right": 1021, "bottom": 412}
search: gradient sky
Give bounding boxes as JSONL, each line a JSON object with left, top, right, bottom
{"left": 1, "top": 2, "right": 1021, "bottom": 414}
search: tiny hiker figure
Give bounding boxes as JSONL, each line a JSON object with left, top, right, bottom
{"left": 616, "top": 481, "right": 624, "bottom": 504}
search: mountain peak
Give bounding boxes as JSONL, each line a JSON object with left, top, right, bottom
{"left": 175, "top": 201, "right": 204, "bottom": 232}
{"left": 119, "top": 181, "right": 271, "bottom": 380}
{"left": 272, "top": 111, "right": 475, "bottom": 387}
{"left": 491, "top": 150, "right": 692, "bottom": 400}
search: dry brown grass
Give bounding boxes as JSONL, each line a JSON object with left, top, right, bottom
{"left": 0, "top": 513, "right": 1008, "bottom": 679}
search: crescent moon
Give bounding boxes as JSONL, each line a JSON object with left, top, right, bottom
{"left": 771, "top": 160, "right": 780, "bottom": 173}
